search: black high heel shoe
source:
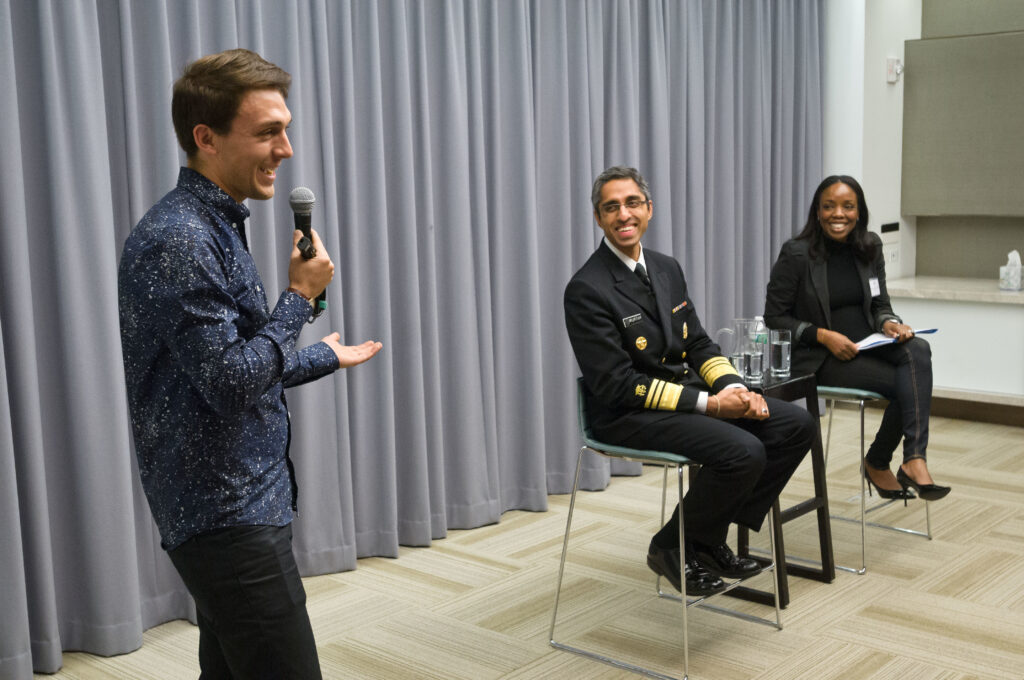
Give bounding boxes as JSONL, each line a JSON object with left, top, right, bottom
{"left": 863, "top": 466, "right": 915, "bottom": 502}
{"left": 897, "top": 467, "right": 951, "bottom": 501}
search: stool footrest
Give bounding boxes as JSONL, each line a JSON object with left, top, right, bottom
{"left": 549, "top": 642, "right": 681, "bottom": 680}
{"left": 746, "top": 546, "right": 853, "bottom": 581}
{"left": 830, "top": 513, "right": 932, "bottom": 539}
{"left": 778, "top": 498, "right": 826, "bottom": 523}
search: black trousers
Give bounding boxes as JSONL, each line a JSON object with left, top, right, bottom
{"left": 598, "top": 397, "right": 815, "bottom": 546}
{"left": 168, "top": 524, "right": 322, "bottom": 680}
{"left": 816, "top": 337, "right": 932, "bottom": 469}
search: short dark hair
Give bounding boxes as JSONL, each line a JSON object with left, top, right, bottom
{"left": 796, "top": 175, "right": 877, "bottom": 262}
{"left": 591, "top": 166, "right": 652, "bottom": 212}
{"left": 172, "top": 48, "right": 291, "bottom": 158}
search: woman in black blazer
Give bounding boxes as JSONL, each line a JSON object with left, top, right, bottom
{"left": 764, "top": 175, "right": 949, "bottom": 501}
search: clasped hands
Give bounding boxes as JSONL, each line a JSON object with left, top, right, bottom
{"left": 708, "top": 388, "right": 770, "bottom": 421}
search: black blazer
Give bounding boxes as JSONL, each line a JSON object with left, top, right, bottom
{"left": 564, "top": 242, "right": 742, "bottom": 436}
{"left": 763, "top": 232, "right": 900, "bottom": 376}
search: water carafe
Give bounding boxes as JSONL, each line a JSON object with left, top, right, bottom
{"left": 715, "top": 318, "right": 765, "bottom": 385}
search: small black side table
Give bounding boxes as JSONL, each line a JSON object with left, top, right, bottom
{"left": 727, "top": 372, "right": 836, "bottom": 608}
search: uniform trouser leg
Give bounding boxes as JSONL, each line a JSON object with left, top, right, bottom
{"left": 168, "top": 524, "right": 323, "bottom": 680}
{"left": 817, "top": 337, "right": 933, "bottom": 467}
{"left": 604, "top": 398, "right": 814, "bottom": 546}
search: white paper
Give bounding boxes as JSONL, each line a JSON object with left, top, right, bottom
{"left": 856, "top": 328, "right": 937, "bottom": 350}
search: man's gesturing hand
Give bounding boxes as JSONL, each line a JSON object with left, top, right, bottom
{"left": 321, "top": 334, "right": 383, "bottom": 368}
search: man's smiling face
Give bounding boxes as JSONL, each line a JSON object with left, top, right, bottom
{"left": 200, "top": 88, "right": 293, "bottom": 203}
{"left": 594, "top": 178, "right": 652, "bottom": 261}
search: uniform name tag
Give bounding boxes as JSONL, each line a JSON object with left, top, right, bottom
{"left": 622, "top": 313, "right": 642, "bottom": 328}
{"left": 869, "top": 277, "right": 880, "bottom": 297}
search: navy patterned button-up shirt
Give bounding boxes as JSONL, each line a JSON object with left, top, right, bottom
{"left": 119, "top": 168, "right": 338, "bottom": 550}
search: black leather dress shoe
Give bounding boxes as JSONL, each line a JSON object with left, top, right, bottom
{"left": 647, "top": 543, "right": 684, "bottom": 592}
{"left": 647, "top": 542, "right": 726, "bottom": 596}
{"left": 691, "top": 541, "right": 762, "bottom": 579}
{"left": 683, "top": 554, "right": 727, "bottom": 596}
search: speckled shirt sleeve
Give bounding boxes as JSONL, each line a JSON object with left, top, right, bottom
{"left": 283, "top": 332, "right": 340, "bottom": 388}
{"left": 118, "top": 168, "right": 338, "bottom": 550}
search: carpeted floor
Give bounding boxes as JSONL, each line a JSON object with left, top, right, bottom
{"left": 43, "top": 408, "right": 1024, "bottom": 679}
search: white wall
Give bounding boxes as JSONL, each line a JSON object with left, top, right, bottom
{"left": 862, "top": 0, "right": 921, "bottom": 279}
{"left": 823, "top": 0, "right": 922, "bottom": 278}
{"left": 822, "top": 0, "right": 865, "bottom": 180}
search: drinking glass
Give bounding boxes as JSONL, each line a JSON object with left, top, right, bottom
{"left": 770, "top": 329, "right": 791, "bottom": 378}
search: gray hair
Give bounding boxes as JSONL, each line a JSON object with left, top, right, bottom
{"left": 591, "top": 166, "right": 652, "bottom": 212}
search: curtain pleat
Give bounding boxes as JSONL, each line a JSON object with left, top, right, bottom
{"left": 0, "top": 1, "right": 822, "bottom": 675}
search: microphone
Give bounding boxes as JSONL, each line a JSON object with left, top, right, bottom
{"left": 288, "top": 187, "right": 327, "bottom": 318}
{"left": 289, "top": 186, "right": 316, "bottom": 258}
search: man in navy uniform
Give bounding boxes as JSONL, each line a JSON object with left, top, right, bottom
{"left": 563, "top": 166, "right": 815, "bottom": 595}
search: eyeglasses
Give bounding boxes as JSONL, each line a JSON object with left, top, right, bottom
{"left": 600, "top": 198, "right": 649, "bottom": 215}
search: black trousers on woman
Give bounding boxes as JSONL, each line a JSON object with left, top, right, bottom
{"left": 816, "top": 337, "right": 932, "bottom": 470}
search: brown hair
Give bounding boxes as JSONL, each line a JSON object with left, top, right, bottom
{"left": 171, "top": 48, "right": 291, "bottom": 157}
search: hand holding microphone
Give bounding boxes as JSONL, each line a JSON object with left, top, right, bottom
{"left": 288, "top": 187, "right": 329, "bottom": 320}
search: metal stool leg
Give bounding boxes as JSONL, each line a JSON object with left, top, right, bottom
{"left": 824, "top": 394, "right": 935, "bottom": 576}
{"left": 823, "top": 398, "right": 835, "bottom": 468}
{"left": 822, "top": 398, "right": 868, "bottom": 574}
{"left": 858, "top": 398, "right": 868, "bottom": 574}
{"left": 551, "top": 452, "right": 689, "bottom": 679}
{"left": 676, "top": 464, "right": 689, "bottom": 680}
{"left": 549, "top": 447, "right": 586, "bottom": 646}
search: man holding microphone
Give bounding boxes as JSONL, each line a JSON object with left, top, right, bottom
{"left": 118, "top": 48, "right": 380, "bottom": 677}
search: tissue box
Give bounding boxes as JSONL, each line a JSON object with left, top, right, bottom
{"left": 1000, "top": 265, "right": 1022, "bottom": 291}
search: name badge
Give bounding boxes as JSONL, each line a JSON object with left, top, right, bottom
{"left": 622, "top": 313, "right": 642, "bottom": 328}
{"left": 869, "top": 277, "right": 881, "bottom": 297}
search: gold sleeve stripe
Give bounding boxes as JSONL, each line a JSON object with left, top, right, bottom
{"left": 659, "top": 383, "right": 683, "bottom": 410}
{"left": 645, "top": 379, "right": 683, "bottom": 411}
{"left": 699, "top": 356, "right": 740, "bottom": 386}
{"left": 644, "top": 379, "right": 664, "bottom": 409}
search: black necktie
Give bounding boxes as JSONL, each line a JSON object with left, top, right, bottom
{"left": 634, "top": 262, "right": 651, "bottom": 289}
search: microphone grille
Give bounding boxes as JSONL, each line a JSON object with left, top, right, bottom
{"left": 289, "top": 187, "right": 316, "bottom": 214}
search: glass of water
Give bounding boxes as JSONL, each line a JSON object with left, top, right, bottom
{"left": 770, "top": 329, "right": 791, "bottom": 378}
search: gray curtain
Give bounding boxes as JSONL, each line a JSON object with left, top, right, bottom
{"left": 0, "top": 0, "right": 822, "bottom": 675}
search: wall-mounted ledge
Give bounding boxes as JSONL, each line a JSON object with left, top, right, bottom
{"left": 887, "top": 276, "right": 1024, "bottom": 305}
{"left": 933, "top": 387, "right": 1024, "bottom": 408}
{"left": 885, "top": 277, "right": 1024, "bottom": 400}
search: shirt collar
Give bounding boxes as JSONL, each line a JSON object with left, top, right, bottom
{"left": 603, "top": 236, "right": 646, "bottom": 272}
{"left": 178, "top": 166, "right": 251, "bottom": 228}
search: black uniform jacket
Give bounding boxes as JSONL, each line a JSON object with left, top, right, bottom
{"left": 764, "top": 232, "right": 900, "bottom": 376}
{"left": 564, "top": 242, "right": 743, "bottom": 438}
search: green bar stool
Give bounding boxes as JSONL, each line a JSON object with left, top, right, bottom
{"left": 549, "top": 379, "right": 782, "bottom": 680}
{"left": 818, "top": 386, "right": 933, "bottom": 575}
